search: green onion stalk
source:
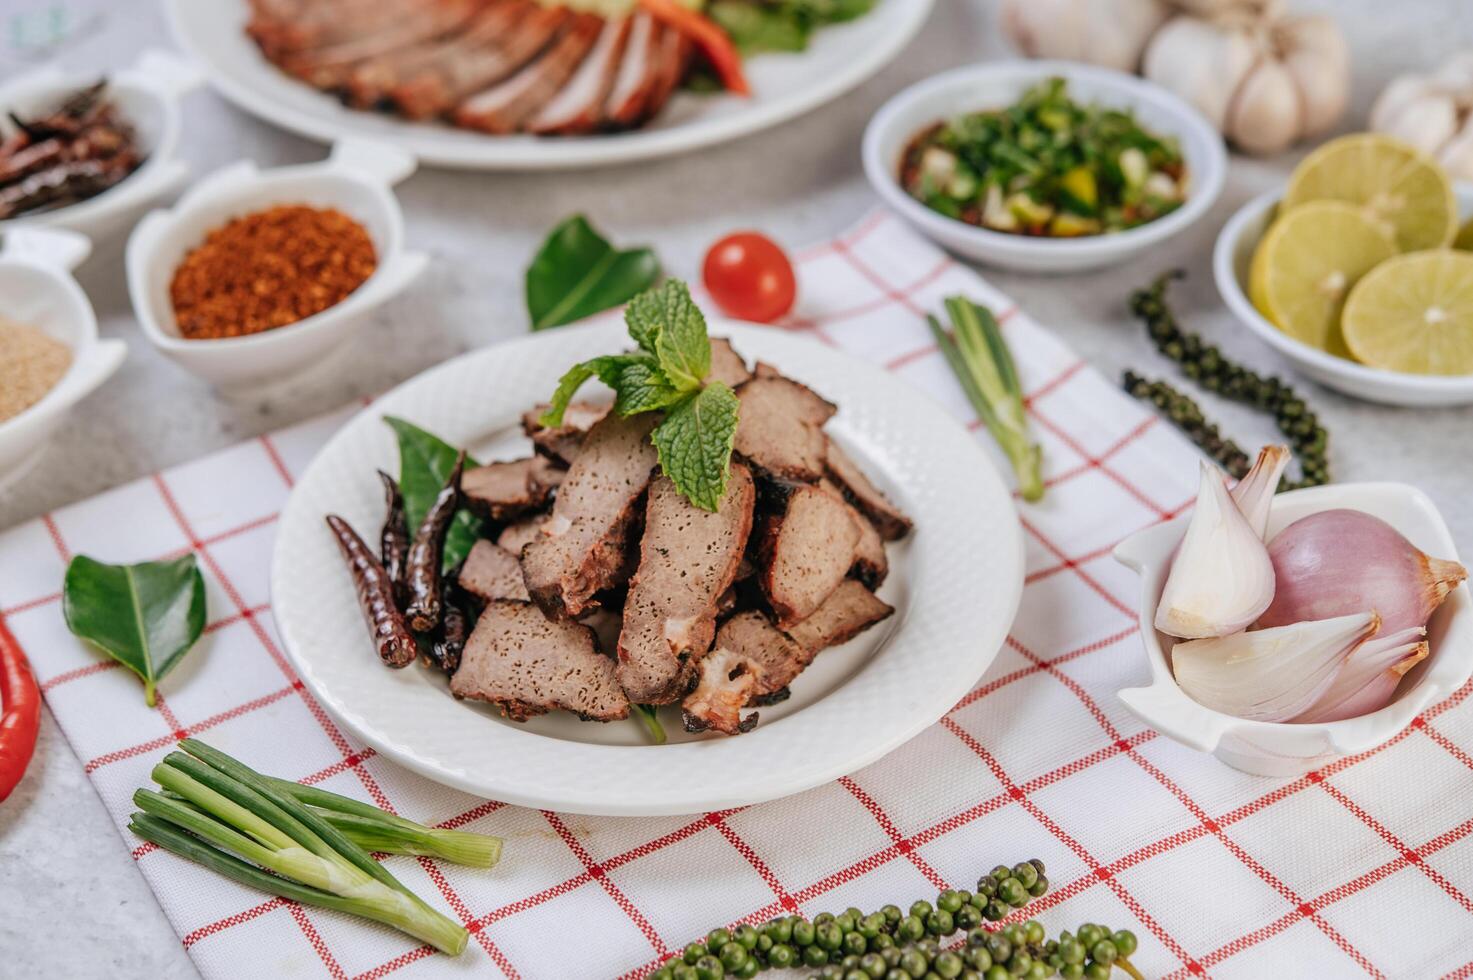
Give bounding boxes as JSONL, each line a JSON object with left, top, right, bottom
{"left": 928, "top": 297, "right": 1044, "bottom": 502}
{"left": 127, "top": 739, "right": 497, "bottom": 955}
{"left": 634, "top": 704, "right": 668, "bottom": 745}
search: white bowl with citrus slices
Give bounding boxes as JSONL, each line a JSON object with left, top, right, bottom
{"left": 1215, "top": 133, "right": 1473, "bottom": 407}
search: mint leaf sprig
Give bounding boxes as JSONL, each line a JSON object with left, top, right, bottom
{"left": 542, "top": 280, "right": 739, "bottom": 512}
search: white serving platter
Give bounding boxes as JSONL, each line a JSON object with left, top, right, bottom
{"left": 270, "top": 320, "right": 1023, "bottom": 815}
{"left": 166, "top": 0, "right": 935, "bottom": 171}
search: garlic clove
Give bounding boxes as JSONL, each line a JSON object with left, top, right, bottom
{"left": 1379, "top": 91, "right": 1460, "bottom": 158}
{"left": 1433, "top": 50, "right": 1473, "bottom": 95}
{"left": 1294, "top": 626, "right": 1428, "bottom": 724}
{"left": 1370, "top": 75, "right": 1436, "bottom": 134}
{"left": 1438, "top": 115, "right": 1473, "bottom": 183}
{"left": 1171, "top": 611, "right": 1381, "bottom": 722}
{"left": 1143, "top": 16, "right": 1256, "bottom": 131}
{"left": 1000, "top": 0, "right": 1169, "bottom": 73}
{"left": 1277, "top": 14, "right": 1350, "bottom": 138}
{"left": 1156, "top": 461, "right": 1277, "bottom": 639}
{"left": 1230, "top": 444, "right": 1291, "bottom": 540}
{"left": 1226, "top": 58, "right": 1303, "bottom": 156}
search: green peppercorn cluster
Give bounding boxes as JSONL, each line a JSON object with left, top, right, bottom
{"left": 1126, "top": 271, "right": 1330, "bottom": 489}
{"left": 645, "top": 860, "right": 1141, "bottom": 980}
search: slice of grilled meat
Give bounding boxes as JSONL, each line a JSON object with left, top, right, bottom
{"left": 755, "top": 482, "right": 859, "bottom": 628}
{"left": 462, "top": 456, "right": 565, "bottom": 522}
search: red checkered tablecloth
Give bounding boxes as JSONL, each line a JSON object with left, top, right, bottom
{"left": 3, "top": 212, "right": 1471, "bottom": 979}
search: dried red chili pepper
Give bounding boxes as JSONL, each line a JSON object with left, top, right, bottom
{"left": 0, "top": 616, "right": 41, "bottom": 802}
{"left": 404, "top": 452, "right": 465, "bottom": 634}
{"left": 428, "top": 576, "right": 469, "bottom": 674}
{"left": 377, "top": 470, "right": 409, "bottom": 607}
{"left": 325, "top": 514, "right": 418, "bottom": 668}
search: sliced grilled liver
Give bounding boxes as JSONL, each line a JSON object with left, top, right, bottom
{"left": 825, "top": 436, "right": 912, "bottom": 541}
{"left": 458, "top": 540, "right": 530, "bottom": 603}
{"left": 712, "top": 610, "right": 809, "bottom": 701}
{"left": 450, "top": 600, "right": 629, "bottom": 722}
{"left": 497, "top": 513, "right": 550, "bottom": 557}
{"left": 462, "top": 456, "right": 565, "bottom": 522}
{"left": 756, "top": 482, "right": 859, "bottom": 627}
{"left": 733, "top": 368, "right": 836, "bottom": 483}
{"left": 522, "top": 401, "right": 610, "bottom": 466}
{"left": 708, "top": 337, "right": 754, "bottom": 388}
{"left": 785, "top": 580, "right": 894, "bottom": 654}
{"left": 521, "top": 412, "right": 658, "bottom": 619}
{"left": 616, "top": 465, "right": 756, "bottom": 705}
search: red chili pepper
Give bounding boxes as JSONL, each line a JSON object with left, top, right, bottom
{"left": 639, "top": 0, "right": 751, "bottom": 97}
{"left": 0, "top": 616, "right": 41, "bottom": 803}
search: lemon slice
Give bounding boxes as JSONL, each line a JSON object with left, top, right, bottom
{"left": 1341, "top": 250, "right": 1473, "bottom": 375}
{"left": 1249, "top": 201, "right": 1397, "bottom": 357}
{"left": 1283, "top": 133, "right": 1457, "bottom": 252}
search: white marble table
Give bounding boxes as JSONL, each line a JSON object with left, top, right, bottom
{"left": 2, "top": 1, "right": 1471, "bottom": 976}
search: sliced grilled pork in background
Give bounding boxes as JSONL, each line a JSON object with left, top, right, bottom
{"left": 616, "top": 466, "right": 756, "bottom": 705}
{"left": 602, "top": 12, "right": 661, "bottom": 127}
{"left": 458, "top": 540, "right": 530, "bottom": 604}
{"left": 522, "top": 401, "right": 609, "bottom": 465}
{"left": 453, "top": 14, "right": 603, "bottom": 134}
{"left": 450, "top": 600, "right": 629, "bottom": 722}
{"left": 825, "top": 437, "right": 913, "bottom": 541}
{"left": 756, "top": 482, "right": 859, "bottom": 627}
{"left": 344, "top": 0, "right": 532, "bottom": 108}
{"left": 734, "top": 368, "right": 837, "bottom": 482}
{"left": 392, "top": 5, "right": 571, "bottom": 119}
{"left": 522, "top": 412, "right": 658, "bottom": 619}
{"left": 462, "top": 456, "right": 564, "bottom": 522}
{"left": 527, "top": 17, "right": 630, "bottom": 135}
{"left": 279, "top": 0, "right": 481, "bottom": 91}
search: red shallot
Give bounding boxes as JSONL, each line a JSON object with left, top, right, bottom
{"left": 1294, "top": 626, "right": 1429, "bottom": 724}
{"left": 1259, "top": 509, "right": 1467, "bottom": 634}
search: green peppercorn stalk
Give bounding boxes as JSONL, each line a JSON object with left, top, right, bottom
{"left": 1127, "top": 271, "right": 1330, "bottom": 490}
{"left": 644, "top": 860, "right": 1144, "bottom": 980}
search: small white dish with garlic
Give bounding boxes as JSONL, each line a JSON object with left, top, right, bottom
{"left": 1115, "top": 450, "right": 1470, "bottom": 776}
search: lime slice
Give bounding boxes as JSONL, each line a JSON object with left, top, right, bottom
{"left": 1341, "top": 250, "right": 1473, "bottom": 375}
{"left": 1249, "top": 201, "right": 1398, "bottom": 357}
{"left": 1283, "top": 133, "right": 1457, "bottom": 252}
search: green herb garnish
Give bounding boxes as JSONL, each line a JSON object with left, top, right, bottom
{"left": 543, "top": 280, "right": 739, "bottom": 512}
{"left": 526, "top": 214, "right": 661, "bottom": 331}
{"left": 62, "top": 554, "right": 207, "bottom": 706}
{"left": 383, "top": 416, "right": 484, "bottom": 571}
{"left": 927, "top": 297, "right": 1043, "bottom": 502}
{"left": 128, "top": 739, "right": 486, "bottom": 955}
{"left": 708, "top": 0, "right": 876, "bottom": 55}
{"left": 900, "top": 77, "right": 1186, "bottom": 238}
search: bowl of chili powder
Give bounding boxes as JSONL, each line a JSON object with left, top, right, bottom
{"left": 126, "top": 138, "right": 428, "bottom": 391}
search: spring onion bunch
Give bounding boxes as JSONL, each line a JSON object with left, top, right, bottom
{"left": 928, "top": 297, "right": 1044, "bottom": 502}
{"left": 128, "top": 739, "right": 502, "bottom": 955}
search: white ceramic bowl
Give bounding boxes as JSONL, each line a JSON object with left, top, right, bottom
{"left": 0, "top": 50, "right": 200, "bottom": 241}
{"left": 1215, "top": 186, "right": 1473, "bottom": 407}
{"left": 0, "top": 228, "right": 127, "bottom": 489}
{"left": 862, "top": 61, "right": 1226, "bottom": 273}
{"left": 1115, "top": 482, "right": 1472, "bottom": 777}
{"left": 126, "top": 138, "right": 428, "bottom": 392}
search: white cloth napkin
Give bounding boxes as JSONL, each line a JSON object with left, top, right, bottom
{"left": 4, "top": 212, "right": 1470, "bottom": 979}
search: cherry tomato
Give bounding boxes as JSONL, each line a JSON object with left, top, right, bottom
{"left": 702, "top": 232, "right": 797, "bottom": 324}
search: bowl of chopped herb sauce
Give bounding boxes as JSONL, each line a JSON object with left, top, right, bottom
{"left": 863, "top": 62, "right": 1226, "bottom": 273}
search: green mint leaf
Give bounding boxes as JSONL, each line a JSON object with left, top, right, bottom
{"left": 645, "top": 278, "right": 712, "bottom": 389}
{"left": 612, "top": 357, "right": 685, "bottom": 415}
{"left": 63, "top": 554, "right": 207, "bottom": 706}
{"left": 652, "top": 382, "right": 740, "bottom": 512}
{"left": 526, "top": 215, "right": 661, "bottom": 331}
{"left": 383, "top": 417, "right": 485, "bottom": 570}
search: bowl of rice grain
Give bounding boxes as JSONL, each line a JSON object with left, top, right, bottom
{"left": 0, "top": 227, "right": 126, "bottom": 488}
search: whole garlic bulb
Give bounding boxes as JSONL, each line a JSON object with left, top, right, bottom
{"left": 1370, "top": 52, "right": 1473, "bottom": 181}
{"left": 1143, "top": 8, "right": 1349, "bottom": 155}
{"left": 1000, "top": 0, "right": 1170, "bottom": 74}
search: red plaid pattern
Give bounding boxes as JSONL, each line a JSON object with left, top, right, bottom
{"left": 3, "top": 211, "right": 1471, "bottom": 979}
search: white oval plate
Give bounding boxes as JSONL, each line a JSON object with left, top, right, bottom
{"left": 271, "top": 320, "right": 1023, "bottom": 815}
{"left": 166, "top": 0, "right": 934, "bottom": 171}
